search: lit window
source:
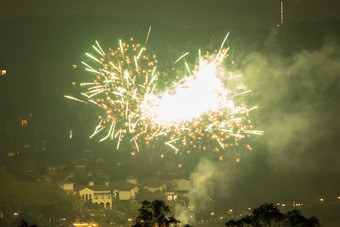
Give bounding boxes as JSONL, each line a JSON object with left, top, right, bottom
{"left": 21, "top": 120, "right": 28, "bottom": 127}
{"left": 0, "top": 70, "right": 6, "bottom": 76}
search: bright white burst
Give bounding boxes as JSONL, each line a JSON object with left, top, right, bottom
{"left": 140, "top": 33, "right": 263, "bottom": 154}
{"left": 66, "top": 32, "right": 263, "bottom": 156}
{"left": 142, "top": 62, "right": 234, "bottom": 125}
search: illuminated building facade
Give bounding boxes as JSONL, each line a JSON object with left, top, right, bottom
{"left": 76, "top": 183, "right": 112, "bottom": 209}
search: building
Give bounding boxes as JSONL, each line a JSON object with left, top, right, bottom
{"left": 175, "top": 179, "right": 190, "bottom": 192}
{"left": 111, "top": 180, "right": 139, "bottom": 201}
{"left": 46, "top": 165, "right": 58, "bottom": 175}
{"left": 62, "top": 181, "right": 75, "bottom": 194}
{"left": 174, "top": 178, "right": 190, "bottom": 197}
{"left": 125, "top": 176, "right": 138, "bottom": 185}
{"left": 140, "top": 178, "right": 166, "bottom": 193}
{"left": 165, "top": 178, "right": 190, "bottom": 202}
{"left": 75, "top": 182, "right": 112, "bottom": 209}
{"left": 74, "top": 163, "right": 86, "bottom": 172}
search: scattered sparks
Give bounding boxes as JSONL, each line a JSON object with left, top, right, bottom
{"left": 174, "top": 52, "right": 189, "bottom": 64}
{"left": 68, "top": 37, "right": 160, "bottom": 149}
{"left": 67, "top": 33, "right": 262, "bottom": 158}
{"left": 145, "top": 26, "right": 152, "bottom": 45}
{"left": 140, "top": 33, "right": 262, "bottom": 155}
{"left": 64, "top": 95, "right": 88, "bottom": 104}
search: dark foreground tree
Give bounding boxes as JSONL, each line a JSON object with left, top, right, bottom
{"left": 18, "top": 219, "right": 37, "bottom": 227}
{"left": 225, "top": 203, "right": 320, "bottom": 227}
{"left": 0, "top": 172, "right": 84, "bottom": 226}
{"left": 133, "top": 200, "right": 178, "bottom": 227}
{"left": 286, "top": 209, "right": 320, "bottom": 227}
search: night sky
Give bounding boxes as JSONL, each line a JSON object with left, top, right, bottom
{"left": 0, "top": 0, "right": 339, "bottom": 28}
{"left": 0, "top": 0, "right": 340, "bottom": 226}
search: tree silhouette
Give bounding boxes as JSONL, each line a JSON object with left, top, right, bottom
{"left": 252, "top": 203, "right": 285, "bottom": 226}
{"left": 18, "top": 219, "right": 37, "bottom": 227}
{"left": 133, "top": 200, "right": 178, "bottom": 227}
{"left": 286, "top": 209, "right": 320, "bottom": 227}
{"left": 225, "top": 203, "right": 320, "bottom": 227}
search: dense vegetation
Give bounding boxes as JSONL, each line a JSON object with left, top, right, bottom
{"left": 225, "top": 203, "right": 320, "bottom": 227}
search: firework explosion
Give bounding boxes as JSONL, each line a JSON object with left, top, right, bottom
{"left": 66, "top": 33, "right": 263, "bottom": 157}
{"left": 65, "top": 37, "right": 161, "bottom": 151}
{"left": 141, "top": 33, "right": 263, "bottom": 157}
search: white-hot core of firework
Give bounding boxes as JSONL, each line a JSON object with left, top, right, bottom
{"left": 142, "top": 62, "right": 234, "bottom": 125}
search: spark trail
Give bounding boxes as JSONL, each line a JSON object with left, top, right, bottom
{"left": 65, "top": 37, "right": 160, "bottom": 150}
{"left": 141, "top": 33, "right": 263, "bottom": 156}
{"left": 67, "top": 33, "right": 262, "bottom": 158}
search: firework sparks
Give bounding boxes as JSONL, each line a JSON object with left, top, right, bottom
{"left": 67, "top": 33, "right": 262, "bottom": 156}
{"left": 68, "top": 37, "right": 160, "bottom": 148}
{"left": 140, "top": 33, "right": 262, "bottom": 154}
{"left": 64, "top": 95, "right": 88, "bottom": 104}
{"left": 143, "top": 62, "right": 232, "bottom": 124}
